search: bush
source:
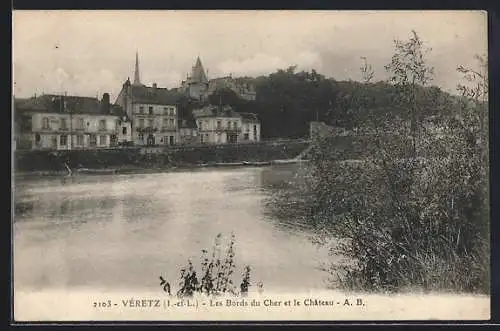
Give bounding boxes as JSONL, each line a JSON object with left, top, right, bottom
{"left": 160, "top": 233, "right": 256, "bottom": 298}
{"left": 306, "top": 32, "right": 489, "bottom": 294}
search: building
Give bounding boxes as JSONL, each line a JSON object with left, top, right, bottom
{"left": 179, "top": 57, "right": 257, "bottom": 102}
{"left": 239, "top": 112, "right": 261, "bottom": 142}
{"left": 178, "top": 118, "right": 199, "bottom": 145}
{"left": 192, "top": 105, "right": 260, "bottom": 144}
{"left": 206, "top": 76, "right": 257, "bottom": 101}
{"left": 193, "top": 105, "right": 242, "bottom": 144}
{"left": 14, "top": 93, "right": 131, "bottom": 150}
{"left": 115, "top": 52, "right": 181, "bottom": 146}
{"left": 180, "top": 56, "right": 209, "bottom": 101}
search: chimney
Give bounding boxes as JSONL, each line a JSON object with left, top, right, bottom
{"left": 102, "top": 93, "right": 110, "bottom": 113}
{"left": 153, "top": 83, "right": 157, "bottom": 89}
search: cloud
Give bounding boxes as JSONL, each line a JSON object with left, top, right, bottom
{"left": 295, "top": 51, "right": 323, "bottom": 72}
{"left": 216, "top": 54, "right": 289, "bottom": 77}
{"left": 12, "top": 11, "right": 487, "bottom": 98}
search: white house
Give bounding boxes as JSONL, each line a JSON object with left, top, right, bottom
{"left": 192, "top": 105, "right": 260, "bottom": 145}
{"left": 14, "top": 93, "right": 132, "bottom": 150}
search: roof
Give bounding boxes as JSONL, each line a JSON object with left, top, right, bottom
{"left": 192, "top": 105, "right": 240, "bottom": 118}
{"left": 192, "top": 106, "right": 259, "bottom": 122}
{"left": 189, "top": 57, "right": 208, "bottom": 84}
{"left": 14, "top": 94, "right": 115, "bottom": 116}
{"left": 110, "top": 104, "right": 131, "bottom": 121}
{"left": 14, "top": 97, "right": 30, "bottom": 109}
{"left": 128, "top": 85, "right": 182, "bottom": 105}
{"left": 239, "top": 112, "right": 259, "bottom": 122}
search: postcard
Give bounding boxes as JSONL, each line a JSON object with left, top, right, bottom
{"left": 12, "top": 10, "right": 490, "bottom": 322}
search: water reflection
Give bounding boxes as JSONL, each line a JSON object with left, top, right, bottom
{"left": 13, "top": 165, "right": 329, "bottom": 293}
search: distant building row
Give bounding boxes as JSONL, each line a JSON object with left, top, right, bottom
{"left": 14, "top": 56, "right": 261, "bottom": 151}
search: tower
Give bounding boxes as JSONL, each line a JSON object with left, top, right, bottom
{"left": 188, "top": 56, "right": 209, "bottom": 100}
{"left": 133, "top": 50, "right": 142, "bottom": 86}
{"left": 190, "top": 56, "right": 208, "bottom": 84}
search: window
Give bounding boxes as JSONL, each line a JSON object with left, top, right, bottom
{"left": 116, "top": 120, "right": 120, "bottom": 130}
{"left": 164, "top": 136, "right": 169, "bottom": 145}
{"left": 200, "top": 134, "right": 204, "bottom": 143}
{"left": 60, "top": 118, "right": 67, "bottom": 130}
{"left": 99, "top": 135, "right": 107, "bottom": 145}
{"left": 89, "top": 134, "right": 97, "bottom": 146}
{"left": 76, "top": 135, "right": 84, "bottom": 146}
{"left": 122, "top": 126, "right": 127, "bottom": 135}
{"left": 199, "top": 121, "right": 203, "bottom": 130}
{"left": 228, "top": 133, "right": 238, "bottom": 144}
{"left": 77, "top": 118, "right": 84, "bottom": 129}
{"left": 110, "top": 134, "right": 117, "bottom": 146}
{"left": 164, "top": 107, "right": 168, "bottom": 115}
{"left": 169, "top": 118, "right": 175, "bottom": 127}
{"left": 148, "top": 119, "right": 154, "bottom": 128}
{"left": 139, "top": 119, "right": 145, "bottom": 128}
{"left": 226, "top": 121, "right": 231, "bottom": 129}
{"left": 99, "top": 119, "right": 106, "bottom": 131}
{"left": 169, "top": 136, "right": 174, "bottom": 145}
{"left": 171, "top": 108, "right": 176, "bottom": 116}
{"left": 244, "top": 133, "right": 249, "bottom": 140}
{"left": 253, "top": 125, "right": 257, "bottom": 139}
{"left": 42, "top": 117, "right": 50, "bottom": 129}
{"left": 233, "top": 121, "right": 238, "bottom": 129}
{"left": 60, "top": 135, "right": 67, "bottom": 146}
{"left": 139, "top": 106, "right": 144, "bottom": 114}
{"left": 217, "top": 121, "right": 221, "bottom": 129}
{"left": 138, "top": 133, "right": 144, "bottom": 141}
{"left": 35, "top": 133, "right": 41, "bottom": 146}
{"left": 149, "top": 106, "right": 153, "bottom": 114}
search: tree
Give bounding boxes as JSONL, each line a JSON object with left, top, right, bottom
{"left": 307, "top": 31, "right": 489, "bottom": 293}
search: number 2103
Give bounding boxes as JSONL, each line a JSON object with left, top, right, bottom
{"left": 93, "top": 300, "right": 111, "bottom": 308}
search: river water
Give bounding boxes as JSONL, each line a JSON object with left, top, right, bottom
{"left": 13, "top": 164, "right": 331, "bottom": 294}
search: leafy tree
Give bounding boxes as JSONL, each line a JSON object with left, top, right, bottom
{"left": 307, "top": 31, "right": 489, "bottom": 293}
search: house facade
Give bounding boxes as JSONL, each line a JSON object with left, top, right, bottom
{"left": 192, "top": 105, "right": 260, "bottom": 144}
{"left": 114, "top": 53, "right": 181, "bottom": 146}
{"left": 239, "top": 112, "right": 261, "bottom": 142}
{"left": 14, "top": 93, "right": 132, "bottom": 150}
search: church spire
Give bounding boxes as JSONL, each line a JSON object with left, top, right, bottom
{"left": 133, "top": 50, "right": 141, "bottom": 86}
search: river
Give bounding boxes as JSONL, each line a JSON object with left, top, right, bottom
{"left": 13, "top": 164, "right": 331, "bottom": 294}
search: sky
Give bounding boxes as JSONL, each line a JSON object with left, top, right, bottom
{"left": 12, "top": 10, "right": 487, "bottom": 101}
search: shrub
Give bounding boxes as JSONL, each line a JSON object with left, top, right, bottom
{"left": 307, "top": 32, "right": 489, "bottom": 294}
{"left": 160, "top": 233, "right": 256, "bottom": 298}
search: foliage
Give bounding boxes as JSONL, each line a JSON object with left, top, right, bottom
{"left": 179, "top": 59, "right": 456, "bottom": 140}
{"left": 164, "top": 233, "right": 255, "bottom": 298}
{"left": 307, "top": 31, "right": 489, "bottom": 293}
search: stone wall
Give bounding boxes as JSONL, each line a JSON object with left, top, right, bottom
{"left": 13, "top": 140, "right": 310, "bottom": 173}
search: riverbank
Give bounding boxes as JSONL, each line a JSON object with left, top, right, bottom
{"left": 14, "top": 140, "right": 310, "bottom": 174}
{"left": 13, "top": 158, "right": 311, "bottom": 179}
